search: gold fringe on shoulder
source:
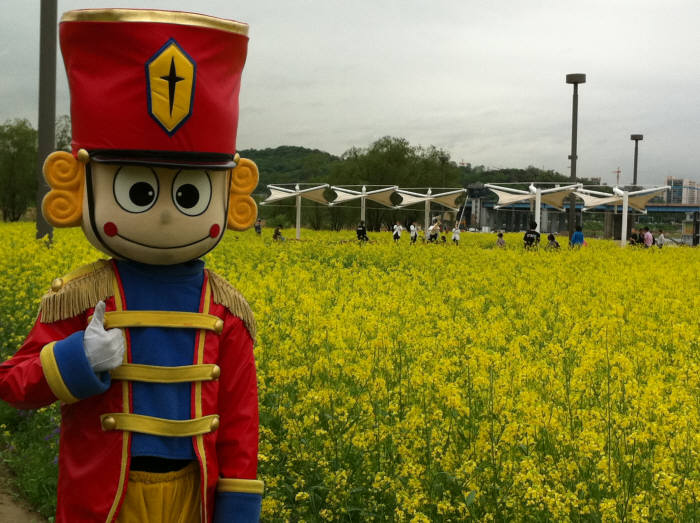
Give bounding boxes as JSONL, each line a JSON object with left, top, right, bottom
{"left": 40, "top": 260, "right": 115, "bottom": 323}
{"left": 207, "top": 270, "right": 256, "bottom": 342}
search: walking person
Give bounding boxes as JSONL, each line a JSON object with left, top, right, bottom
{"left": 254, "top": 218, "right": 262, "bottom": 236}
{"left": 523, "top": 221, "right": 541, "bottom": 249}
{"left": 496, "top": 232, "right": 506, "bottom": 248}
{"left": 642, "top": 226, "right": 653, "bottom": 248}
{"left": 657, "top": 229, "right": 665, "bottom": 248}
{"left": 273, "top": 225, "right": 285, "bottom": 242}
{"left": 451, "top": 225, "right": 461, "bottom": 246}
{"left": 393, "top": 221, "right": 403, "bottom": 243}
{"left": 570, "top": 225, "right": 584, "bottom": 248}
{"left": 356, "top": 221, "right": 369, "bottom": 242}
{"left": 546, "top": 233, "right": 560, "bottom": 250}
{"left": 410, "top": 221, "right": 418, "bottom": 244}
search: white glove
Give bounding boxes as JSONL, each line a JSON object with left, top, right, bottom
{"left": 84, "top": 301, "right": 125, "bottom": 372}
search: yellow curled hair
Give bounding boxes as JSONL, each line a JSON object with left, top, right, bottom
{"left": 227, "top": 157, "right": 258, "bottom": 231}
{"left": 42, "top": 151, "right": 86, "bottom": 227}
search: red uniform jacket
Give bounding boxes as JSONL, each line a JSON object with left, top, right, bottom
{"left": 0, "top": 260, "right": 262, "bottom": 522}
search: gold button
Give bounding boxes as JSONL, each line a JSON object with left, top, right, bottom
{"left": 77, "top": 148, "right": 90, "bottom": 163}
{"left": 211, "top": 365, "right": 221, "bottom": 379}
{"left": 210, "top": 416, "right": 220, "bottom": 432}
{"left": 102, "top": 416, "right": 117, "bottom": 431}
{"left": 214, "top": 319, "right": 224, "bottom": 334}
{"left": 233, "top": 152, "right": 241, "bottom": 164}
{"left": 51, "top": 278, "right": 63, "bottom": 292}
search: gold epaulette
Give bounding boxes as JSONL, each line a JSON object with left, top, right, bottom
{"left": 40, "top": 260, "right": 114, "bottom": 323}
{"left": 207, "top": 270, "right": 256, "bottom": 342}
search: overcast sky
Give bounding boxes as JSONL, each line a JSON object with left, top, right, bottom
{"left": 1, "top": 0, "right": 698, "bottom": 185}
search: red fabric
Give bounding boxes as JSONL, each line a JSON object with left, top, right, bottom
{"left": 59, "top": 19, "right": 248, "bottom": 156}
{"left": 0, "top": 266, "right": 258, "bottom": 522}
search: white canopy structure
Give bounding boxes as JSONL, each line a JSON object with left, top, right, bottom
{"left": 613, "top": 186, "right": 669, "bottom": 246}
{"left": 329, "top": 186, "right": 398, "bottom": 222}
{"left": 573, "top": 189, "right": 622, "bottom": 211}
{"left": 574, "top": 186, "right": 669, "bottom": 245}
{"left": 485, "top": 183, "right": 581, "bottom": 232}
{"left": 260, "top": 184, "right": 330, "bottom": 239}
{"left": 395, "top": 188, "right": 466, "bottom": 229}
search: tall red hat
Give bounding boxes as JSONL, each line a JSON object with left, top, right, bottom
{"left": 60, "top": 9, "right": 249, "bottom": 168}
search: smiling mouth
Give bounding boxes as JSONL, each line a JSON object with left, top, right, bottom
{"left": 115, "top": 233, "right": 212, "bottom": 250}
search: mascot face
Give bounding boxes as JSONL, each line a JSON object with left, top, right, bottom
{"left": 82, "top": 163, "right": 229, "bottom": 265}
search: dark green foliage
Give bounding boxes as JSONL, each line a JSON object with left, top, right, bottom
{"left": 239, "top": 146, "right": 339, "bottom": 189}
{"left": 0, "top": 119, "right": 38, "bottom": 221}
{"left": 55, "top": 115, "right": 72, "bottom": 152}
{"left": 0, "top": 402, "right": 59, "bottom": 518}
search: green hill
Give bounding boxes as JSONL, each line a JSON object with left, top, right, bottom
{"left": 238, "top": 146, "right": 339, "bottom": 192}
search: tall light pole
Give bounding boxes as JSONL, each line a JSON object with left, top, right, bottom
{"left": 630, "top": 134, "right": 643, "bottom": 187}
{"left": 566, "top": 73, "right": 586, "bottom": 239}
{"left": 36, "top": 0, "right": 57, "bottom": 241}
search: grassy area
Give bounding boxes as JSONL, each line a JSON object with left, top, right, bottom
{"left": 1, "top": 223, "right": 699, "bottom": 520}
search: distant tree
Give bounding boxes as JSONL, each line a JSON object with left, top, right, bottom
{"left": 55, "top": 115, "right": 72, "bottom": 151}
{"left": 0, "top": 119, "right": 38, "bottom": 221}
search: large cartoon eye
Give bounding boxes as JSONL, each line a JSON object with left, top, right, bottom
{"left": 172, "top": 170, "right": 211, "bottom": 216}
{"left": 113, "top": 167, "right": 159, "bottom": 213}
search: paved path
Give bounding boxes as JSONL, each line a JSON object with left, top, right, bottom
{"left": 0, "top": 466, "right": 47, "bottom": 522}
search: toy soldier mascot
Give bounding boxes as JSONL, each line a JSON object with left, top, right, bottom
{"left": 0, "top": 9, "right": 262, "bottom": 522}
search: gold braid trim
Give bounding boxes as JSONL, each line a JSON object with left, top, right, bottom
{"left": 207, "top": 270, "right": 256, "bottom": 342}
{"left": 40, "top": 260, "right": 114, "bottom": 323}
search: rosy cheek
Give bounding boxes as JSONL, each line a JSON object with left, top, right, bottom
{"left": 209, "top": 224, "right": 220, "bottom": 238}
{"left": 104, "top": 222, "right": 118, "bottom": 237}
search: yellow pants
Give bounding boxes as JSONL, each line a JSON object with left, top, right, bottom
{"left": 117, "top": 461, "right": 201, "bottom": 523}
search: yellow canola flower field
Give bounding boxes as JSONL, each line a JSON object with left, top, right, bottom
{"left": 1, "top": 222, "right": 699, "bottom": 522}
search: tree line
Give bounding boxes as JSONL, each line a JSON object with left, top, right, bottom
{"left": 0, "top": 116, "right": 70, "bottom": 221}
{"left": 1, "top": 118, "right": 600, "bottom": 229}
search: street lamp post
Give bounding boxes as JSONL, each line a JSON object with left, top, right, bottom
{"left": 36, "top": 0, "right": 57, "bottom": 242}
{"left": 566, "top": 73, "right": 586, "bottom": 239}
{"left": 630, "top": 134, "right": 643, "bottom": 187}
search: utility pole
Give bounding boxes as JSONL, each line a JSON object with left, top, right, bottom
{"left": 631, "top": 134, "right": 643, "bottom": 187}
{"left": 36, "top": 0, "right": 57, "bottom": 241}
{"left": 566, "top": 73, "right": 586, "bottom": 240}
{"left": 613, "top": 167, "right": 621, "bottom": 186}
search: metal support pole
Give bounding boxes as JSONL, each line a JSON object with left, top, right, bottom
{"left": 569, "top": 84, "right": 579, "bottom": 240}
{"left": 535, "top": 189, "right": 542, "bottom": 232}
{"left": 566, "top": 73, "right": 585, "bottom": 241}
{"left": 36, "top": 0, "right": 57, "bottom": 241}
{"left": 360, "top": 185, "right": 366, "bottom": 223}
{"left": 631, "top": 134, "right": 643, "bottom": 187}
{"left": 424, "top": 188, "right": 431, "bottom": 231}
{"left": 621, "top": 192, "right": 629, "bottom": 247}
{"left": 295, "top": 184, "right": 301, "bottom": 240}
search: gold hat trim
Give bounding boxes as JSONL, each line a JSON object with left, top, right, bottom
{"left": 61, "top": 9, "right": 249, "bottom": 37}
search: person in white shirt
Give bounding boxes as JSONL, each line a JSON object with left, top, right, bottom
{"left": 392, "top": 221, "right": 403, "bottom": 242}
{"left": 428, "top": 220, "right": 440, "bottom": 243}
{"left": 657, "top": 229, "right": 665, "bottom": 248}
{"left": 410, "top": 222, "right": 417, "bottom": 244}
{"left": 451, "top": 225, "right": 461, "bottom": 245}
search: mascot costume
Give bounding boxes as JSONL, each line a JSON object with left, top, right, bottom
{"left": 0, "top": 9, "right": 262, "bottom": 522}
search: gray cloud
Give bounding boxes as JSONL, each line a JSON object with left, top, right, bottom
{"left": 1, "top": 0, "right": 698, "bottom": 185}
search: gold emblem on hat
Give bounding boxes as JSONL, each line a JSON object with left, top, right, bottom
{"left": 146, "top": 39, "right": 195, "bottom": 135}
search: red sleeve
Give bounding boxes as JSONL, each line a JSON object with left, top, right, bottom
{"left": 216, "top": 314, "right": 259, "bottom": 479}
{"left": 0, "top": 312, "right": 85, "bottom": 409}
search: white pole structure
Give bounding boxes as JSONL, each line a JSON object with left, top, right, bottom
{"left": 534, "top": 188, "right": 542, "bottom": 232}
{"left": 361, "top": 185, "right": 366, "bottom": 223}
{"left": 621, "top": 191, "right": 629, "bottom": 247}
{"left": 261, "top": 183, "right": 330, "bottom": 240}
{"left": 424, "top": 188, "right": 432, "bottom": 230}
{"left": 329, "top": 185, "right": 397, "bottom": 225}
{"left": 295, "top": 184, "right": 301, "bottom": 240}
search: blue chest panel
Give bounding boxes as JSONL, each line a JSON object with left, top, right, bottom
{"left": 115, "top": 259, "right": 204, "bottom": 460}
